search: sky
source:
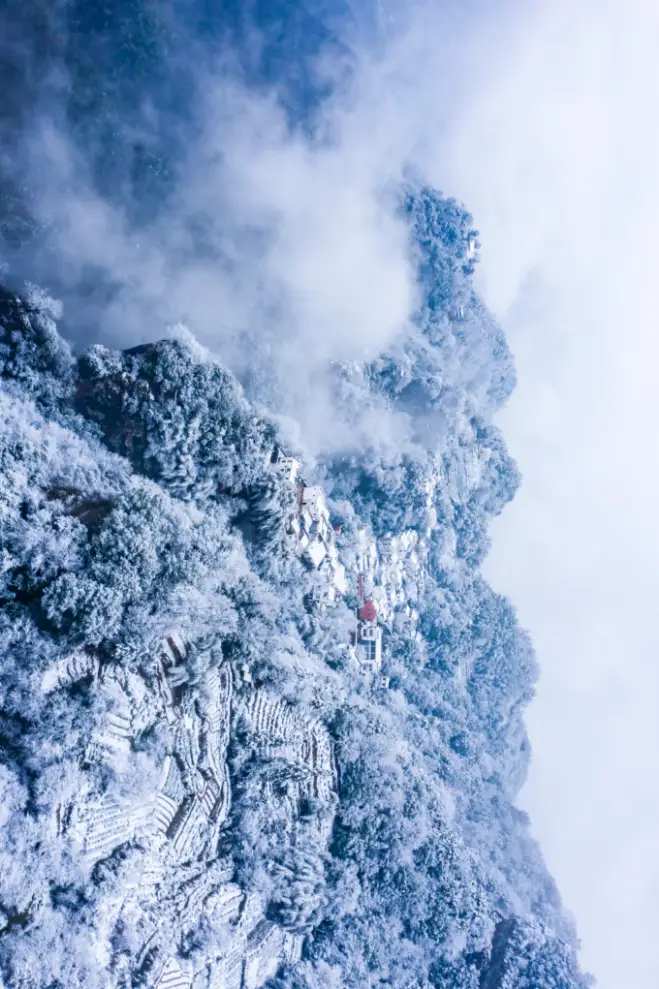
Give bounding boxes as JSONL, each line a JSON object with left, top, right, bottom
{"left": 2, "top": 1, "right": 659, "bottom": 985}
{"left": 436, "top": 3, "right": 659, "bottom": 988}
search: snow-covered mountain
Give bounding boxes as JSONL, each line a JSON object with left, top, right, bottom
{"left": 0, "top": 182, "right": 592, "bottom": 989}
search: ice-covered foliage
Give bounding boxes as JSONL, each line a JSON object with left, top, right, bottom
{"left": 76, "top": 340, "right": 277, "bottom": 503}
{"left": 0, "top": 284, "right": 74, "bottom": 411}
{"left": 0, "top": 183, "right": 592, "bottom": 989}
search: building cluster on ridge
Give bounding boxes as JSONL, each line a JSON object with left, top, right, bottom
{"left": 270, "top": 448, "right": 385, "bottom": 680}
{"left": 270, "top": 448, "right": 348, "bottom": 603}
{"left": 269, "top": 447, "right": 424, "bottom": 687}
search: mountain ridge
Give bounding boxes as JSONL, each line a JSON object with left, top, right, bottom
{"left": 0, "top": 181, "right": 592, "bottom": 989}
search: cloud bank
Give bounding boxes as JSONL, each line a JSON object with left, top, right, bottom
{"left": 431, "top": 4, "right": 659, "bottom": 989}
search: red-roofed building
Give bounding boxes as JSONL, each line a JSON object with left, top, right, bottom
{"left": 359, "top": 600, "right": 377, "bottom": 623}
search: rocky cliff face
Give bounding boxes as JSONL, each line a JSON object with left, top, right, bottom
{"left": 42, "top": 633, "right": 334, "bottom": 989}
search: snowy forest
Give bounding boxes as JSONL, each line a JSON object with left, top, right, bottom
{"left": 0, "top": 2, "right": 594, "bottom": 989}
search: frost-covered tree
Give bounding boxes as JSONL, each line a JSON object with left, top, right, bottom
{"left": 76, "top": 337, "right": 277, "bottom": 502}
{"left": 0, "top": 283, "right": 75, "bottom": 411}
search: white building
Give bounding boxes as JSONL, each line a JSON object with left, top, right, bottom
{"left": 318, "top": 552, "right": 348, "bottom": 603}
{"left": 353, "top": 622, "right": 383, "bottom": 674}
{"left": 300, "top": 486, "right": 327, "bottom": 522}
{"left": 270, "top": 448, "right": 301, "bottom": 484}
{"left": 271, "top": 454, "right": 348, "bottom": 604}
{"left": 465, "top": 233, "right": 478, "bottom": 260}
{"left": 305, "top": 537, "right": 327, "bottom": 568}
{"left": 331, "top": 561, "right": 348, "bottom": 596}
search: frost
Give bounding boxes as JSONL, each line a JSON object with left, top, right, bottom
{"left": 0, "top": 184, "right": 591, "bottom": 989}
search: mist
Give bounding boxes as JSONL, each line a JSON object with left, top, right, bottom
{"left": 429, "top": 4, "right": 659, "bottom": 989}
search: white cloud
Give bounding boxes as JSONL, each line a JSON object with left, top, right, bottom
{"left": 422, "top": 3, "right": 659, "bottom": 988}
{"left": 9, "top": 72, "right": 418, "bottom": 454}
